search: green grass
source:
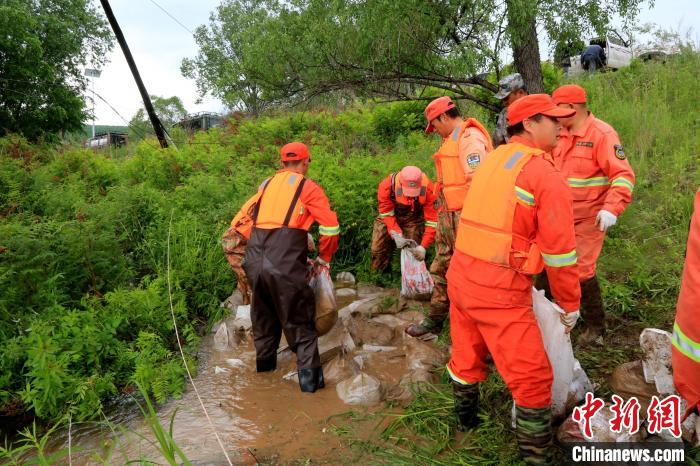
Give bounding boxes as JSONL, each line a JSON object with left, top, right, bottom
{"left": 0, "top": 50, "right": 698, "bottom": 462}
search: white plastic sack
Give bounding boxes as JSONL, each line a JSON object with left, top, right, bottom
{"left": 336, "top": 372, "right": 383, "bottom": 405}
{"left": 532, "top": 288, "right": 593, "bottom": 418}
{"left": 400, "top": 248, "right": 434, "bottom": 299}
{"left": 308, "top": 264, "right": 338, "bottom": 335}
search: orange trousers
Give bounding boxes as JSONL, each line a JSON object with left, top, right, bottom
{"left": 575, "top": 216, "right": 606, "bottom": 280}
{"left": 446, "top": 284, "right": 553, "bottom": 409}
{"left": 672, "top": 349, "right": 700, "bottom": 416}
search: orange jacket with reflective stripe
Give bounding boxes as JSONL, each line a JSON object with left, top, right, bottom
{"left": 433, "top": 118, "right": 492, "bottom": 212}
{"left": 448, "top": 136, "right": 581, "bottom": 311}
{"left": 377, "top": 172, "right": 438, "bottom": 248}
{"left": 251, "top": 169, "right": 340, "bottom": 262}
{"left": 552, "top": 113, "right": 635, "bottom": 219}
{"left": 672, "top": 188, "right": 700, "bottom": 413}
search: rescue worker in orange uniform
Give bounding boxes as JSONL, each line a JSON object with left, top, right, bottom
{"left": 371, "top": 166, "right": 438, "bottom": 271}
{"left": 546, "top": 84, "right": 635, "bottom": 344}
{"left": 672, "top": 189, "right": 700, "bottom": 418}
{"left": 243, "top": 142, "right": 340, "bottom": 393}
{"left": 222, "top": 193, "right": 317, "bottom": 306}
{"left": 445, "top": 94, "right": 581, "bottom": 464}
{"left": 405, "top": 96, "right": 492, "bottom": 338}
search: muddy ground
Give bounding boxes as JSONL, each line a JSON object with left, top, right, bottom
{"left": 47, "top": 281, "right": 447, "bottom": 465}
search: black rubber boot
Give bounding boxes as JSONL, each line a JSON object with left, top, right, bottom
{"left": 515, "top": 405, "right": 554, "bottom": 465}
{"left": 256, "top": 358, "right": 276, "bottom": 372}
{"left": 452, "top": 381, "right": 480, "bottom": 431}
{"left": 578, "top": 275, "right": 605, "bottom": 345}
{"left": 298, "top": 367, "right": 325, "bottom": 393}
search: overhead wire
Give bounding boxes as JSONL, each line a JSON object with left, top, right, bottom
{"left": 147, "top": 0, "right": 195, "bottom": 35}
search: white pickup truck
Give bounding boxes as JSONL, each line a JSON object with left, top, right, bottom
{"left": 568, "top": 35, "right": 633, "bottom": 74}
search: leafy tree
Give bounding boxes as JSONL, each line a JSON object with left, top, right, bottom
{"left": 183, "top": 0, "right": 647, "bottom": 112}
{"left": 128, "top": 95, "right": 188, "bottom": 140}
{"left": 0, "top": 0, "right": 113, "bottom": 141}
{"left": 553, "top": 37, "right": 586, "bottom": 67}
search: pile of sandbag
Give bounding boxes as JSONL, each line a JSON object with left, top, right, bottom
{"left": 557, "top": 328, "right": 699, "bottom": 446}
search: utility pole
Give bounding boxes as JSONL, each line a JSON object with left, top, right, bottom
{"left": 99, "top": 0, "right": 169, "bottom": 148}
{"left": 84, "top": 68, "right": 101, "bottom": 138}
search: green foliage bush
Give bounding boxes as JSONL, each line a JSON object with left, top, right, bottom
{"left": 0, "top": 52, "right": 697, "bottom": 431}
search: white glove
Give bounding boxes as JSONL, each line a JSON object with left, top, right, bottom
{"left": 307, "top": 233, "right": 316, "bottom": 252}
{"left": 390, "top": 231, "right": 411, "bottom": 249}
{"left": 595, "top": 210, "right": 617, "bottom": 232}
{"left": 560, "top": 310, "right": 580, "bottom": 333}
{"left": 315, "top": 256, "right": 329, "bottom": 268}
{"left": 410, "top": 245, "right": 426, "bottom": 261}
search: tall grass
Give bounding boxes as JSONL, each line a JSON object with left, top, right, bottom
{"left": 0, "top": 384, "right": 192, "bottom": 465}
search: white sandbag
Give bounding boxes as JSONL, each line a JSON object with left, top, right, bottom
{"left": 226, "top": 358, "right": 246, "bottom": 369}
{"left": 400, "top": 248, "right": 434, "bottom": 299}
{"left": 308, "top": 264, "right": 338, "bottom": 335}
{"left": 336, "top": 372, "right": 383, "bottom": 405}
{"left": 532, "top": 288, "right": 593, "bottom": 418}
{"left": 640, "top": 328, "right": 675, "bottom": 395}
{"left": 335, "top": 288, "right": 357, "bottom": 298}
{"left": 232, "top": 304, "right": 252, "bottom": 331}
{"left": 335, "top": 271, "right": 356, "bottom": 288}
{"left": 213, "top": 322, "right": 230, "bottom": 350}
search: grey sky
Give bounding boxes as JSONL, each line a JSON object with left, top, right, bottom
{"left": 91, "top": 0, "right": 700, "bottom": 125}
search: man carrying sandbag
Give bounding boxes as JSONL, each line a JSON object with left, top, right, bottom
{"left": 444, "top": 94, "right": 581, "bottom": 464}
{"left": 406, "top": 96, "right": 492, "bottom": 338}
{"left": 371, "top": 165, "right": 438, "bottom": 271}
{"left": 222, "top": 192, "right": 317, "bottom": 306}
{"left": 243, "top": 142, "right": 340, "bottom": 393}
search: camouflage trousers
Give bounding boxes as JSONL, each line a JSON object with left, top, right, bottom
{"left": 222, "top": 227, "right": 252, "bottom": 305}
{"left": 428, "top": 207, "right": 460, "bottom": 323}
{"left": 515, "top": 405, "right": 554, "bottom": 464}
{"left": 370, "top": 211, "right": 424, "bottom": 271}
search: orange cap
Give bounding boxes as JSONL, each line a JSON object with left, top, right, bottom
{"left": 424, "top": 96, "right": 456, "bottom": 134}
{"left": 552, "top": 84, "right": 587, "bottom": 104}
{"left": 398, "top": 166, "right": 423, "bottom": 197}
{"left": 280, "top": 142, "right": 310, "bottom": 162}
{"left": 507, "top": 94, "right": 576, "bottom": 126}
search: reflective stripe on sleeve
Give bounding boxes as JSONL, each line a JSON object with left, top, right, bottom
{"left": 611, "top": 177, "right": 635, "bottom": 192}
{"left": 425, "top": 220, "right": 438, "bottom": 228}
{"left": 446, "top": 364, "right": 473, "bottom": 386}
{"left": 319, "top": 225, "right": 340, "bottom": 236}
{"left": 379, "top": 210, "right": 395, "bottom": 218}
{"left": 514, "top": 186, "right": 535, "bottom": 206}
{"left": 672, "top": 321, "right": 700, "bottom": 363}
{"left": 541, "top": 249, "right": 577, "bottom": 267}
{"left": 567, "top": 176, "right": 609, "bottom": 188}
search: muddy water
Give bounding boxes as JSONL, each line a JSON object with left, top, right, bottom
{"left": 48, "top": 284, "right": 445, "bottom": 465}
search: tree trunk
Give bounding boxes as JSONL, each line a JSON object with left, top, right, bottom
{"left": 506, "top": 0, "right": 544, "bottom": 93}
